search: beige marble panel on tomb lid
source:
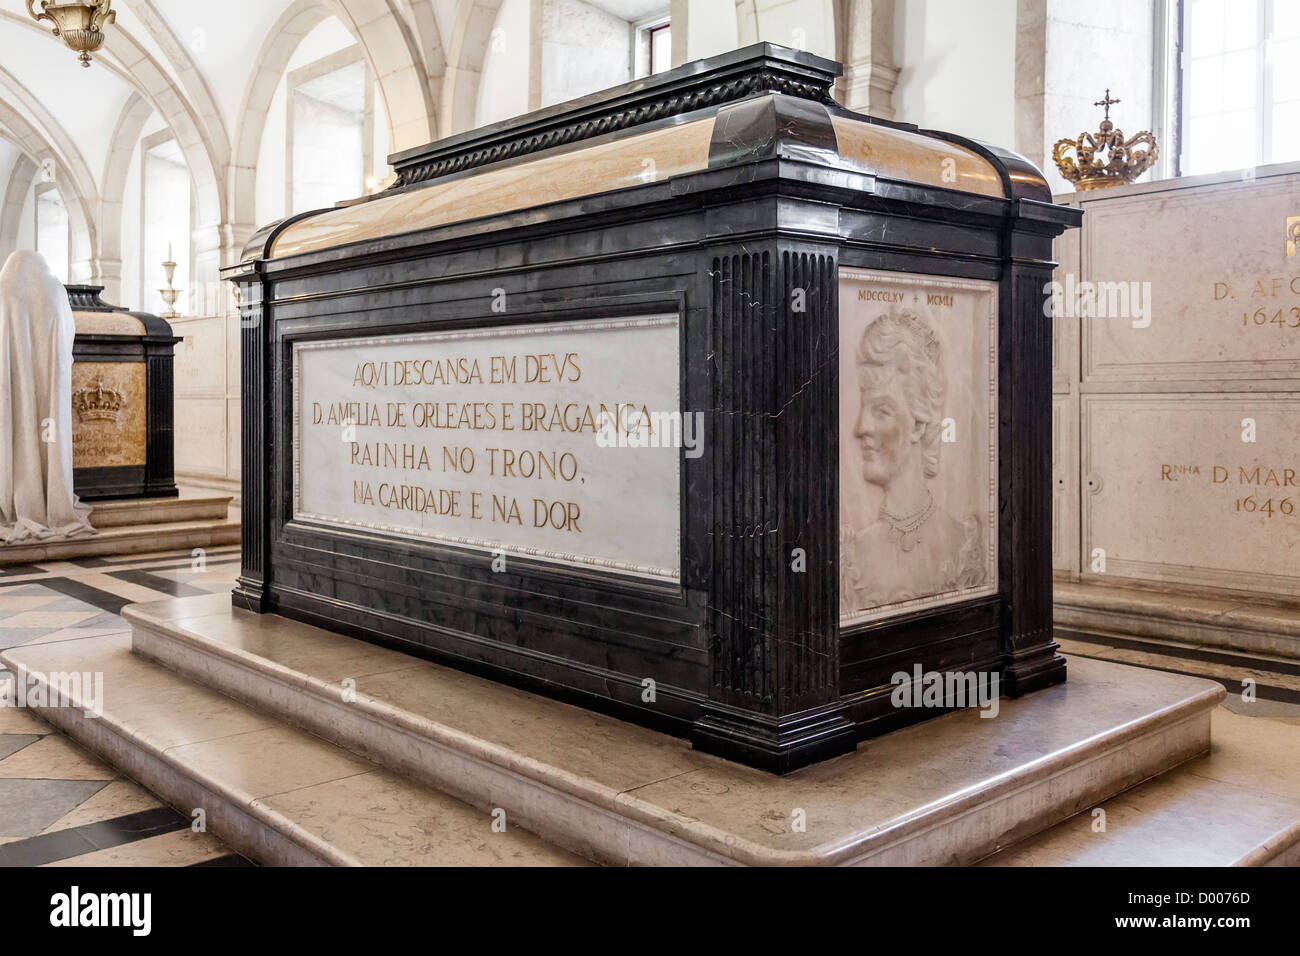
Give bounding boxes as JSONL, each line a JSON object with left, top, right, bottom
{"left": 271, "top": 117, "right": 718, "bottom": 260}
{"left": 830, "top": 115, "right": 1006, "bottom": 199}
{"left": 72, "top": 312, "right": 146, "bottom": 337}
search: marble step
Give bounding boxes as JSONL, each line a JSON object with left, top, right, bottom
{"left": 980, "top": 707, "right": 1300, "bottom": 866}
{"left": 0, "top": 516, "right": 239, "bottom": 566}
{"left": 1056, "top": 579, "right": 1300, "bottom": 660}
{"left": 0, "top": 633, "right": 586, "bottom": 866}
{"left": 124, "top": 593, "right": 1226, "bottom": 866}
{"left": 89, "top": 490, "right": 231, "bottom": 529}
{"left": 1056, "top": 633, "right": 1300, "bottom": 704}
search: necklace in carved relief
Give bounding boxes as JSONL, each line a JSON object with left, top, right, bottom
{"left": 881, "top": 491, "right": 935, "bottom": 553}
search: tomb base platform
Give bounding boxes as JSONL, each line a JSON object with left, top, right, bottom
{"left": 1057, "top": 579, "right": 1300, "bottom": 670}
{"left": 0, "top": 488, "right": 237, "bottom": 566}
{"left": 1, "top": 593, "right": 1258, "bottom": 866}
{"left": 982, "top": 705, "right": 1300, "bottom": 866}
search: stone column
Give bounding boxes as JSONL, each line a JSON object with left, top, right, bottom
{"left": 1015, "top": 0, "right": 1048, "bottom": 170}
{"left": 1016, "top": 0, "right": 1157, "bottom": 193}
{"left": 669, "top": 0, "right": 740, "bottom": 67}
{"left": 694, "top": 236, "right": 855, "bottom": 772}
{"left": 0, "top": 157, "right": 37, "bottom": 266}
{"left": 836, "top": 0, "right": 899, "bottom": 118}
{"left": 191, "top": 223, "right": 225, "bottom": 319}
{"left": 96, "top": 256, "right": 124, "bottom": 305}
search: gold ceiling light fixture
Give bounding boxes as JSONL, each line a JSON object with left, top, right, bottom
{"left": 1053, "top": 90, "right": 1158, "bottom": 191}
{"left": 26, "top": 1, "right": 116, "bottom": 68}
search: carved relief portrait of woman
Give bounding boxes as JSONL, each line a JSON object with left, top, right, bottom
{"left": 839, "top": 308, "right": 987, "bottom": 617}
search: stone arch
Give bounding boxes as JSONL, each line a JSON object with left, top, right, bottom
{"left": 328, "top": 0, "right": 437, "bottom": 150}
{"left": 407, "top": 0, "right": 448, "bottom": 93}
{"left": 98, "top": 27, "right": 223, "bottom": 235}
{"left": 94, "top": 22, "right": 230, "bottom": 307}
{"left": 98, "top": 93, "right": 154, "bottom": 303}
{"left": 440, "top": 0, "right": 504, "bottom": 138}
{"left": 0, "top": 65, "right": 101, "bottom": 223}
{"left": 228, "top": 0, "right": 335, "bottom": 249}
{"left": 125, "top": 0, "right": 232, "bottom": 171}
{"left": 0, "top": 101, "right": 99, "bottom": 283}
{"left": 0, "top": 154, "right": 37, "bottom": 264}
{"left": 0, "top": 9, "right": 226, "bottom": 274}
{"left": 229, "top": 0, "right": 442, "bottom": 241}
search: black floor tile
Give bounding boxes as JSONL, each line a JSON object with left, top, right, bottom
{"left": 0, "top": 806, "right": 190, "bottom": 867}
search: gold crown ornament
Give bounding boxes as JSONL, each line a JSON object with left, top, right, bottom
{"left": 1053, "top": 90, "right": 1158, "bottom": 191}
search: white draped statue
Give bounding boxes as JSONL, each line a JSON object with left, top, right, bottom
{"left": 0, "top": 250, "right": 95, "bottom": 543}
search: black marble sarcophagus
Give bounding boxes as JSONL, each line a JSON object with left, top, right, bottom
{"left": 223, "top": 44, "right": 1080, "bottom": 772}
{"left": 66, "top": 285, "right": 179, "bottom": 501}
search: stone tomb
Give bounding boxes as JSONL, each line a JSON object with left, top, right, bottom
{"left": 66, "top": 284, "right": 180, "bottom": 501}
{"left": 223, "top": 44, "right": 1080, "bottom": 772}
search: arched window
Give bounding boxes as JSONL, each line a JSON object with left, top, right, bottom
{"left": 34, "top": 184, "right": 69, "bottom": 284}
{"left": 140, "top": 133, "right": 192, "bottom": 315}
{"left": 288, "top": 48, "right": 371, "bottom": 215}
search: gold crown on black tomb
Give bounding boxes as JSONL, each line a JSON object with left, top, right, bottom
{"left": 74, "top": 378, "right": 124, "bottom": 424}
{"left": 1053, "top": 90, "right": 1158, "bottom": 191}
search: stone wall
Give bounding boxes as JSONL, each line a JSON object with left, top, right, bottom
{"left": 1052, "top": 163, "right": 1300, "bottom": 650}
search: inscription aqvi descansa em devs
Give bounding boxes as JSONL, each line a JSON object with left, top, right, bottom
{"left": 293, "top": 316, "right": 682, "bottom": 582}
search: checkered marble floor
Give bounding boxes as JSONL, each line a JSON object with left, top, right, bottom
{"left": 0, "top": 545, "right": 251, "bottom": 866}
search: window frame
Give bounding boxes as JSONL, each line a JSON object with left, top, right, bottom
{"left": 1173, "top": 0, "right": 1296, "bottom": 176}
{"left": 647, "top": 22, "right": 671, "bottom": 76}
{"left": 633, "top": 14, "right": 671, "bottom": 80}
{"left": 138, "top": 128, "right": 193, "bottom": 315}
{"left": 32, "top": 181, "right": 70, "bottom": 284}
{"left": 285, "top": 44, "right": 375, "bottom": 216}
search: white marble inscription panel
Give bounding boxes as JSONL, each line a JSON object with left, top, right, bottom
{"left": 293, "top": 316, "right": 682, "bottom": 581}
{"left": 1081, "top": 178, "right": 1300, "bottom": 380}
{"left": 1081, "top": 394, "right": 1300, "bottom": 595}
{"left": 838, "top": 269, "right": 999, "bottom": 626}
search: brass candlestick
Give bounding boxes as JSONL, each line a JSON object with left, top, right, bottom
{"left": 158, "top": 245, "right": 180, "bottom": 318}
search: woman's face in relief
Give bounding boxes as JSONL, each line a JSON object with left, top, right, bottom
{"left": 853, "top": 369, "right": 919, "bottom": 488}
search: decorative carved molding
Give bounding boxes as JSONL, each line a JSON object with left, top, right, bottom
{"left": 65, "top": 284, "right": 123, "bottom": 312}
{"left": 392, "top": 44, "right": 840, "bottom": 188}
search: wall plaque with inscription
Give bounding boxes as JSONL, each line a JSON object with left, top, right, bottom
{"left": 225, "top": 44, "right": 1079, "bottom": 772}
{"left": 1054, "top": 167, "right": 1300, "bottom": 622}
{"left": 1079, "top": 178, "right": 1300, "bottom": 380}
{"left": 1081, "top": 395, "right": 1300, "bottom": 596}
{"left": 293, "top": 317, "right": 681, "bottom": 581}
